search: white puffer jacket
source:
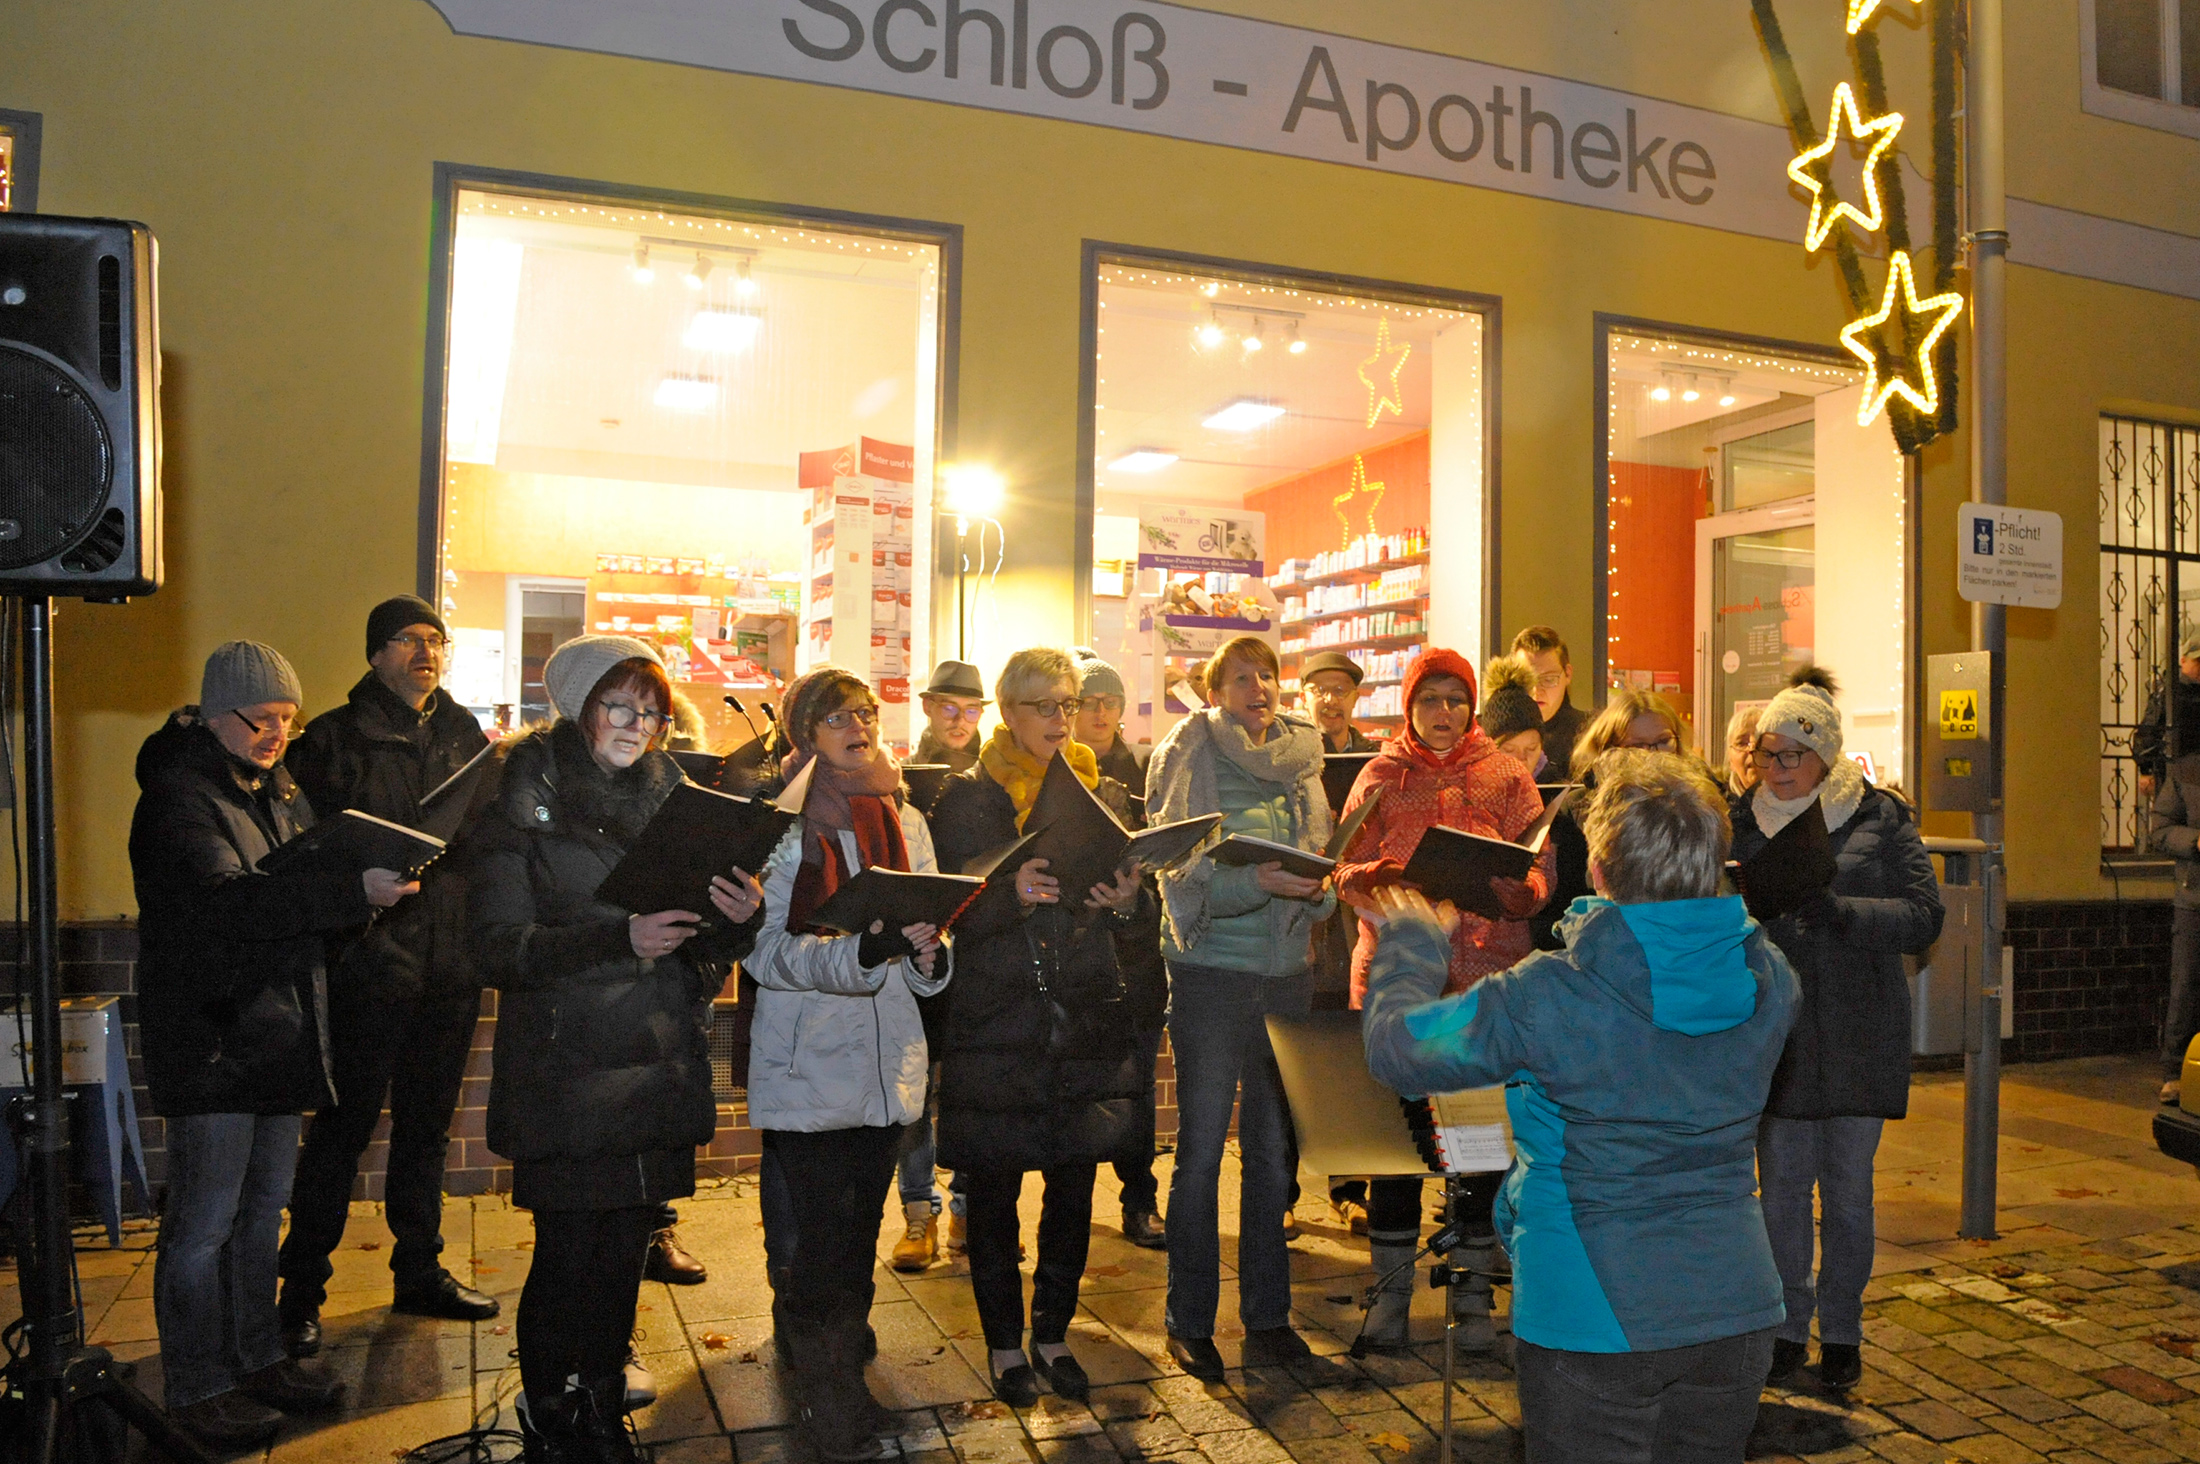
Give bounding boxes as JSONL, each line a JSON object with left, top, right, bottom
{"left": 745, "top": 802, "right": 954, "bottom": 1131}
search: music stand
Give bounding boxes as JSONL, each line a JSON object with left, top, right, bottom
{"left": 1267, "top": 1012, "right": 1510, "bottom": 1464}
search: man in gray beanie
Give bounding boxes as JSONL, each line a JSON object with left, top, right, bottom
{"left": 131, "top": 642, "right": 419, "bottom": 1445}
{"left": 1070, "top": 648, "right": 1149, "bottom": 797}
{"left": 279, "top": 598, "right": 498, "bottom": 1354}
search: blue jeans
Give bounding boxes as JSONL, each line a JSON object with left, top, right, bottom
{"left": 894, "top": 1117, "right": 966, "bottom": 1217}
{"left": 154, "top": 1113, "right": 302, "bottom": 1407}
{"left": 1163, "top": 960, "right": 1303, "bottom": 1339}
{"left": 1756, "top": 1114, "right": 1884, "bottom": 1347}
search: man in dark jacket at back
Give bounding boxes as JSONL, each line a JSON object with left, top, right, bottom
{"left": 277, "top": 596, "right": 498, "bottom": 1353}
{"left": 132, "top": 641, "right": 418, "bottom": 1447}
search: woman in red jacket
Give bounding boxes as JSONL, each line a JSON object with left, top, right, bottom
{"left": 1332, "top": 647, "right": 1553, "bottom": 1353}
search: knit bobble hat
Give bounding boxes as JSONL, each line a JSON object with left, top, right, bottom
{"left": 365, "top": 594, "right": 447, "bottom": 661}
{"left": 542, "top": 635, "right": 661, "bottom": 722}
{"left": 780, "top": 665, "right": 873, "bottom": 757}
{"left": 1071, "top": 647, "right": 1126, "bottom": 702}
{"left": 1757, "top": 669, "right": 1844, "bottom": 768}
{"left": 1477, "top": 655, "right": 1544, "bottom": 743}
{"left": 200, "top": 641, "right": 303, "bottom": 720}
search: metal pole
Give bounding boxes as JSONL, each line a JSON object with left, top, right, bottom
{"left": 1960, "top": 0, "right": 2008, "bottom": 1242}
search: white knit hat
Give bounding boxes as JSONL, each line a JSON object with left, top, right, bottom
{"left": 1757, "top": 680, "right": 1842, "bottom": 767}
{"left": 542, "top": 635, "right": 661, "bottom": 721}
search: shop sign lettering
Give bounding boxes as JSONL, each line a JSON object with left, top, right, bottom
{"left": 425, "top": 0, "right": 1809, "bottom": 243}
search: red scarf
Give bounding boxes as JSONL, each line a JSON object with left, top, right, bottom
{"left": 781, "top": 747, "right": 911, "bottom": 932}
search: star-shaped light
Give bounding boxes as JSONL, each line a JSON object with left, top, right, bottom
{"left": 1838, "top": 250, "right": 1965, "bottom": 426}
{"left": 1846, "top": 0, "right": 1921, "bottom": 34}
{"left": 1787, "top": 83, "right": 1904, "bottom": 252}
{"left": 1357, "top": 318, "right": 1411, "bottom": 429}
{"left": 1331, "top": 454, "right": 1387, "bottom": 550}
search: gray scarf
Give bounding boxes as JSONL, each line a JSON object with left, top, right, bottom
{"left": 1146, "top": 709, "right": 1332, "bottom": 957}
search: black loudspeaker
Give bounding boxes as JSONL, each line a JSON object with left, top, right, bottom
{"left": 0, "top": 214, "right": 161, "bottom": 600}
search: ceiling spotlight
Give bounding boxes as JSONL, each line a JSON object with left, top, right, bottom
{"left": 654, "top": 374, "right": 719, "bottom": 411}
{"left": 1195, "top": 313, "right": 1226, "bottom": 349}
{"left": 1649, "top": 384, "right": 1672, "bottom": 402}
{"left": 1109, "top": 448, "right": 1179, "bottom": 474}
{"left": 734, "top": 256, "right": 758, "bottom": 299}
{"left": 1286, "top": 322, "right": 1307, "bottom": 355}
{"left": 942, "top": 463, "right": 1005, "bottom": 518}
{"left": 684, "top": 307, "right": 762, "bottom": 353}
{"left": 1718, "top": 391, "right": 1739, "bottom": 407}
{"left": 685, "top": 252, "right": 712, "bottom": 290}
{"left": 1199, "top": 281, "right": 1221, "bottom": 297}
{"left": 630, "top": 242, "right": 654, "bottom": 284}
{"left": 1242, "top": 318, "right": 1265, "bottom": 354}
{"left": 1680, "top": 374, "right": 1701, "bottom": 403}
{"left": 1203, "top": 399, "right": 1285, "bottom": 432}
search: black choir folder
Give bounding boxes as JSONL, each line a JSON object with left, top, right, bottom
{"left": 1729, "top": 800, "right": 1836, "bottom": 922}
{"left": 1399, "top": 795, "right": 1567, "bottom": 920}
{"left": 1019, "top": 752, "right": 1222, "bottom": 898}
{"left": 1207, "top": 785, "right": 1385, "bottom": 883}
{"left": 900, "top": 763, "right": 954, "bottom": 816}
{"left": 416, "top": 741, "right": 502, "bottom": 844}
{"left": 807, "top": 868, "right": 985, "bottom": 939}
{"left": 594, "top": 781, "right": 798, "bottom": 924}
{"left": 1321, "top": 753, "right": 1377, "bottom": 816}
{"left": 259, "top": 810, "right": 446, "bottom": 880}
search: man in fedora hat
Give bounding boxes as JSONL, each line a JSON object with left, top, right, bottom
{"left": 913, "top": 659, "right": 988, "bottom": 774}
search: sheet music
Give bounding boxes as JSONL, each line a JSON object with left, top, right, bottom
{"left": 1429, "top": 1087, "right": 1512, "bottom": 1174}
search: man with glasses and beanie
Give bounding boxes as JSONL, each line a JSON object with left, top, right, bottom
{"left": 1301, "top": 651, "right": 1377, "bottom": 754}
{"left": 277, "top": 595, "right": 499, "bottom": 1356}
{"left": 132, "top": 642, "right": 420, "bottom": 1447}
{"left": 914, "top": 659, "right": 989, "bottom": 775}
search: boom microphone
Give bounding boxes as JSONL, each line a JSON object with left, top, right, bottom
{"left": 724, "top": 693, "right": 766, "bottom": 746}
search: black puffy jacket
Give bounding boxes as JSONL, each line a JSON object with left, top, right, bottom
{"left": 928, "top": 767, "right": 1143, "bottom": 1174}
{"left": 129, "top": 711, "right": 373, "bottom": 1117}
{"left": 468, "top": 721, "right": 756, "bottom": 1210}
{"left": 1732, "top": 785, "right": 1944, "bottom": 1121}
{"left": 288, "top": 673, "right": 489, "bottom": 1006}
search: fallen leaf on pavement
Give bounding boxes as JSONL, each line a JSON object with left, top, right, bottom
{"left": 700, "top": 1333, "right": 732, "bottom": 1351}
{"left": 2054, "top": 1187, "right": 2102, "bottom": 1199}
{"left": 1087, "top": 1264, "right": 1129, "bottom": 1277}
{"left": 1990, "top": 1263, "right": 2023, "bottom": 1278}
{"left": 739, "top": 1351, "right": 758, "bottom": 1364}
{"left": 1368, "top": 1433, "right": 1413, "bottom": 1452}
{"left": 2147, "top": 1334, "right": 2200, "bottom": 1358}
{"left": 356, "top": 1241, "right": 381, "bottom": 1250}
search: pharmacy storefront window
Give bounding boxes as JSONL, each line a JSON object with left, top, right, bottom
{"left": 1084, "top": 255, "right": 1492, "bottom": 745}
{"left": 429, "top": 183, "right": 947, "bottom": 751}
{"left": 1601, "top": 323, "right": 1909, "bottom": 785}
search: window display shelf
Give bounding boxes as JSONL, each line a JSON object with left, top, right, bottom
{"left": 1273, "top": 550, "right": 1429, "bottom": 592}
{"left": 1284, "top": 633, "right": 1427, "bottom": 655}
{"left": 1280, "top": 596, "right": 1426, "bottom": 632}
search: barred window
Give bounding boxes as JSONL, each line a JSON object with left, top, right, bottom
{"left": 2101, "top": 414, "right": 2200, "bottom": 855}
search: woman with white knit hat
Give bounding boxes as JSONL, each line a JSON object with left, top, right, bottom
{"left": 1731, "top": 668, "right": 1943, "bottom": 1393}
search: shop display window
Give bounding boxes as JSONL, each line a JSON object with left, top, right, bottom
{"left": 430, "top": 185, "right": 945, "bottom": 752}
{"left": 1084, "top": 255, "right": 1491, "bottom": 746}
{"left": 1601, "top": 324, "right": 1909, "bottom": 785}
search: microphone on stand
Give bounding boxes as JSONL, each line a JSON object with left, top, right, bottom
{"left": 724, "top": 694, "right": 766, "bottom": 747}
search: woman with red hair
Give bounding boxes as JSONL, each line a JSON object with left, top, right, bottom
{"left": 1333, "top": 646, "right": 1553, "bottom": 1353}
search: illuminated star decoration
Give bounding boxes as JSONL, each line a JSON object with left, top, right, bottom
{"left": 1786, "top": 82, "right": 1904, "bottom": 253}
{"left": 1357, "top": 318, "right": 1411, "bottom": 429}
{"left": 1838, "top": 249, "right": 1965, "bottom": 425}
{"left": 1846, "top": 0, "right": 1921, "bottom": 33}
{"left": 1332, "top": 454, "right": 1387, "bottom": 551}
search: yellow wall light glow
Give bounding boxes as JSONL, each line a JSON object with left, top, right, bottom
{"left": 1838, "top": 250, "right": 1965, "bottom": 426}
{"left": 1787, "top": 83, "right": 1904, "bottom": 253}
{"left": 1846, "top": 0, "right": 1922, "bottom": 34}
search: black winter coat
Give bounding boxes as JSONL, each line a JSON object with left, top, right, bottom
{"left": 928, "top": 766, "right": 1144, "bottom": 1173}
{"left": 1731, "top": 786, "right": 1944, "bottom": 1121}
{"left": 288, "top": 674, "right": 490, "bottom": 1006}
{"left": 468, "top": 721, "right": 757, "bottom": 1210}
{"left": 1530, "top": 787, "right": 1594, "bottom": 952}
{"left": 129, "top": 712, "right": 373, "bottom": 1116}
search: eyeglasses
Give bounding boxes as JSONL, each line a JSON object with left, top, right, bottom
{"left": 822, "top": 705, "right": 880, "bottom": 730}
{"left": 1308, "top": 684, "right": 1358, "bottom": 702}
{"left": 386, "top": 633, "right": 450, "bottom": 654}
{"left": 1014, "top": 697, "right": 1084, "bottom": 719}
{"left": 1533, "top": 671, "right": 1567, "bottom": 690}
{"left": 600, "top": 701, "right": 669, "bottom": 732}
{"left": 1412, "top": 694, "right": 1473, "bottom": 713}
{"left": 1751, "top": 747, "right": 1812, "bottom": 770}
{"left": 232, "top": 709, "right": 299, "bottom": 740}
{"left": 1622, "top": 734, "right": 1679, "bottom": 753}
{"left": 1082, "top": 695, "right": 1125, "bottom": 713}
{"left": 926, "top": 700, "right": 985, "bottom": 721}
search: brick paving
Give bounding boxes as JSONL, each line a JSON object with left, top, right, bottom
{"left": 14, "top": 1053, "right": 2200, "bottom": 1461}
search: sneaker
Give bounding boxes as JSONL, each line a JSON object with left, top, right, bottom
{"left": 237, "top": 1357, "right": 344, "bottom": 1413}
{"left": 891, "top": 1201, "right": 938, "bottom": 1272}
{"left": 169, "top": 1389, "right": 284, "bottom": 1445}
{"left": 623, "top": 1349, "right": 657, "bottom": 1410}
{"left": 1818, "top": 1343, "right": 1863, "bottom": 1390}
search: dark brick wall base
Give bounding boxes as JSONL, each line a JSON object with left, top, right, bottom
{"left": 2004, "top": 898, "right": 2174, "bottom": 1064}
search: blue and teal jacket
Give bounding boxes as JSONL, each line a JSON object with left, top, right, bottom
{"left": 1362, "top": 894, "right": 1801, "bottom": 1353}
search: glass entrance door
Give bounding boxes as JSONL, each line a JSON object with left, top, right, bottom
{"left": 1696, "top": 499, "right": 1815, "bottom": 744}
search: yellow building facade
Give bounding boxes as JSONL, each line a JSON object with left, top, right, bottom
{"left": 8, "top": 0, "right": 2199, "bottom": 949}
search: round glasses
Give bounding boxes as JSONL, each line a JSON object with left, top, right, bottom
{"left": 823, "top": 705, "right": 880, "bottom": 730}
{"left": 601, "top": 702, "right": 669, "bottom": 732}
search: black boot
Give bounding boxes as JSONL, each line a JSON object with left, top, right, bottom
{"left": 574, "top": 1375, "right": 639, "bottom": 1464}
{"left": 518, "top": 1387, "right": 589, "bottom": 1464}
{"left": 785, "top": 1316, "right": 881, "bottom": 1461}
{"left": 835, "top": 1315, "right": 893, "bottom": 1437}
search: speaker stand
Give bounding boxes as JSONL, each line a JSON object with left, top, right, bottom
{"left": 5, "top": 596, "right": 210, "bottom": 1464}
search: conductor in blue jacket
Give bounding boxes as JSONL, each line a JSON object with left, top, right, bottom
{"left": 1361, "top": 750, "right": 1801, "bottom": 1463}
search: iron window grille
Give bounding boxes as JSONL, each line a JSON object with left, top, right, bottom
{"left": 2101, "top": 413, "right": 2200, "bottom": 855}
